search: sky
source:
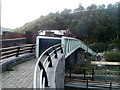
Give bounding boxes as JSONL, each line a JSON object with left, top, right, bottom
{"left": 1, "top": 0, "right": 119, "bottom": 29}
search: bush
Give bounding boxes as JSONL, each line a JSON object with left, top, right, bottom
{"left": 108, "top": 43, "right": 118, "bottom": 50}
{"left": 89, "top": 43, "right": 107, "bottom": 52}
{"left": 104, "top": 50, "right": 120, "bottom": 62}
{"left": 6, "top": 65, "right": 14, "bottom": 71}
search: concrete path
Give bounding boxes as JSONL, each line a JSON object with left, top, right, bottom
{"left": 2, "top": 58, "right": 37, "bottom": 88}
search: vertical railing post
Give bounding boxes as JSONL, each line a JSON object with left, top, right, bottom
{"left": 16, "top": 46, "right": 20, "bottom": 57}
{"left": 83, "top": 69, "right": 86, "bottom": 80}
{"left": 86, "top": 79, "right": 89, "bottom": 88}
{"left": 46, "top": 52, "right": 52, "bottom": 67}
{"left": 38, "top": 61, "right": 49, "bottom": 87}
{"left": 60, "top": 46, "right": 63, "bottom": 53}
{"left": 92, "top": 69, "right": 94, "bottom": 81}
{"left": 53, "top": 47, "right": 58, "bottom": 58}
{"left": 110, "top": 82, "right": 112, "bottom": 90}
{"left": 0, "top": 49, "right": 2, "bottom": 59}
{"left": 30, "top": 45, "right": 34, "bottom": 53}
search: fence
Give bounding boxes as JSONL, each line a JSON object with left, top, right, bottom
{"left": 65, "top": 79, "right": 120, "bottom": 89}
{"left": 65, "top": 67, "right": 120, "bottom": 89}
{"left": 94, "top": 66, "right": 120, "bottom": 82}
{"left": 1, "top": 38, "right": 27, "bottom": 48}
{"left": 33, "top": 43, "right": 63, "bottom": 88}
{"left": 0, "top": 44, "right": 36, "bottom": 59}
{"left": 65, "top": 68, "right": 95, "bottom": 81}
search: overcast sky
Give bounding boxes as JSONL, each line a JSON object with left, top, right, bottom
{"left": 1, "top": 0, "right": 119, "bottom": 29}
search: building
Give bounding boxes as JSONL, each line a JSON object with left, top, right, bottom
{"left": 38, "top": 29, "right": 76, "bottom": 38}
{"left": 38, "top": 30, "right": 67, "bottom": 37}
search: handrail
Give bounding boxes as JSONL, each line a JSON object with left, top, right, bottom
{"left": 65, "top": 79, "right": 120, "bottom": 89}
{"left": 0, "top": 44, "right": 35, "bottom": 51}
{"left": 33, "top": 43, "right": 63, "bottom": 89}
{"left": 62, "top": 36, "right": 97, "bottom": 58}
{"left": 0, "top": 44, "right": 36, "bottom": 59}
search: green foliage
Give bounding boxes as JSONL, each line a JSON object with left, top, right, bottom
{"left": 6, "top": 65, "right": 14, "bottom": 71}
{"left": 12, "top": 2, "right": 120, "bottom": 51}
{"left": 104, "top": 50, "right": 120, "bottom": 62}
{"left": 74, "top": 3, "right": 85, "bottom": 12}
{"left": 87, "top": 4, "right": 98, "bottom": 10}
{"left": 61, "top": 9, "right": 71, "bottom": 15}
{"left": 108, "top": 43, "right": 118, "bottom": 50}
{"left": 89, "top": 43, "right": 107, "bottom": 52}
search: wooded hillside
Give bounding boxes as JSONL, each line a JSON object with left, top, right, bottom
{"left": 12, "top": 2, "right": 120, "bottom": 52}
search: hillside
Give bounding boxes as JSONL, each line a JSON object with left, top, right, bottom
{"left": 12, "top": 2, "right": 120, "bottom": 52}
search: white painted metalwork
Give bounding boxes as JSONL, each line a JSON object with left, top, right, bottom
{"left": 61, "top": 36, "right": 97, "bottom": 58}
{"left": 33, "top": 43, "right": 62, "bottom": 89}
{"left": 43, "top": 56, "right": 49, "bottom": 66}
{"left": 42, "top": 77, "right": 45, "bottom": 89}
{"left": 45, "top": 61, "right": 50, "bottom": 71}
{"left": 40, "top": 69, "right": 43, "bottom": 88}
{"left": 34, "top": 36, "right": 96, "bottom": 89}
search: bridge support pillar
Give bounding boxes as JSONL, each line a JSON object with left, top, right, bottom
{"left": 55, "top": 55, "right": 65, "bottom": 88}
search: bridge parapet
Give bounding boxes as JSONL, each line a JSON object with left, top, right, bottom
{"left": 34, "top": 36, "right": 96, "bottom": 89}
{"left": 0, "top": 44, "right": 36, "bottom": 72}
{"left": 33, "top": 44, "right": 65, "bottom": 89}
{"left": 61, "top": 36, "right": 97, "bottom": 58}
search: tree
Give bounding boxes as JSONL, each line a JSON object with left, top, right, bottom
{"left": 87, "top": 4, "right": 98, "bottom": 11}
{"left": 113, "top": 2, "right": 119, "bottom": 8}
{"left": 71, "top": 21, "right": 88, "bottom": 38}
{"left": 61, "top": 9, "right": 71, "bottom": 15}
{"left": 12, "top": 2, "right": 120, "bottom": 53}
{"left": 98, "top": 4, "right": 105, "bottom": 9}
{"left": 74, "top": 3, "right": 85, "bottom": 12}
{"left": 104, "top": 50, "right": 120, "bottom": 62}
{"left": 89, "top": 43, "right": 107, "bottom": 52}
{"left": 107, "top": 4, "right": 114, "bottom": 9}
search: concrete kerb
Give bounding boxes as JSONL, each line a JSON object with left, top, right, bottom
{"left": 0, "top": 53, "right": 36, "bottom": 72}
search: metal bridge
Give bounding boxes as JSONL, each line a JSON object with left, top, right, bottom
{"left": 1, "top": 36, "right": 119, "bottom": 89}
{"left": 33, "top": 36, "right": 96, "bottom": 89}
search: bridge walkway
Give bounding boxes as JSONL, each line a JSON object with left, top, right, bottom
{"left": 2, "top": 58, "right": 37, "bottom": 88}
{"left": 2, "top": 51, "right": 64, "bottom": 89}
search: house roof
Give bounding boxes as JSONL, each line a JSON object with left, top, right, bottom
{"left": 38, "top": 30, "right": 67, "bottom": 35}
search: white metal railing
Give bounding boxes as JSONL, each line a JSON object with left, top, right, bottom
{"left": 33, "top": 36, "right": 96, "bottom": 89}
{"left": 33, "top": 44, "right": 63, "bottom": 89}
{"left": 61, "top": 36, "right": 97, "bottom": 58}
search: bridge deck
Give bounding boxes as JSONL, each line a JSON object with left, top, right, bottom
{"left": 2, "top": 58, "right": 37, "bottom": 88}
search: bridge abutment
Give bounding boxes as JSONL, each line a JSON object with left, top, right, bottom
{"left": 55, "top": 54, "right": 65, "bottom": 88}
